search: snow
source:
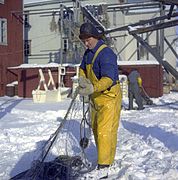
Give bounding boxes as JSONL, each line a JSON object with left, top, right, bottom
{"left": 118, "top": 60, "right": 159, "bottom": 66}
{"left": 8, "top": 63, "right": 80, "bottom": 69}
{"left": 0, "top": 92, "right": 178, "bottom": 179}
{"left": 24, "top": 0, "right": 50, "bottom": 4}
{"left": 24, "top": 0, "right": 72, "bottom": 4}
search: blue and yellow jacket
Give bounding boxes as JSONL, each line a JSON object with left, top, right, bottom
{"left": 79, "top": 40, "right": 119, "bottom": 93}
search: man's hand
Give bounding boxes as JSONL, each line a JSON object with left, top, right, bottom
{"left": 78, "top": 77, "right": 94, "bottom": 96}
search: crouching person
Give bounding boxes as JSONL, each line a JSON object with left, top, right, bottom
{"left": 78, "top": 22, "right": 122, "bottom": 179}
{"left": 128, "top": 70, "right": 144, "bottom": 110}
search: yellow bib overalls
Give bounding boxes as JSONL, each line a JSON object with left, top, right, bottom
{"left": 81, "top": 44, "right": 122, "bottom": 165}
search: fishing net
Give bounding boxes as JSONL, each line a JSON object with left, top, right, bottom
{"left": 11, "top": 92, "right": 93, "bottom": 180}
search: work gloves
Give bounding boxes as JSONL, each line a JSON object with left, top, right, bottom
{"left": 78, "top": 77, "right": 94, "bottom": 96}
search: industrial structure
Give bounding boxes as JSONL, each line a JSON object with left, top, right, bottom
{"left": 22, "top": 0, "right": 177, "bottom": 67}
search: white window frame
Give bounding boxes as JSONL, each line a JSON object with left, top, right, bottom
{"left": 0, "top": 0, "right": 4, "bottom": 4}
{"left": 0, "top": 18, "right": 7, "bottom": 45}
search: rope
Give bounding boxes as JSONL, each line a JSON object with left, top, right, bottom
{"left": 78, "top": 96, "right": 93, "bottom": 172}
{"left": 80, "top": 97, "right": 90, "bottom": 148}
{"left": 141, "top": 86, "right": 151, "bottom": 99}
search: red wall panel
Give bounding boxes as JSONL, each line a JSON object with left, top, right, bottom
{"left": 16, "top": 65, "right": 162, "bottom": 98}
{"left": 17, "top": 67, "right": 76, "bottom": 98}
{"left": 18, "top": 68, "right": 59, "bottom": 98}
{"left": 119, "top": 64, "right": 163, "bottom": 97}
{"left": 0, "top": 0, "right": 23, "bottom": 96}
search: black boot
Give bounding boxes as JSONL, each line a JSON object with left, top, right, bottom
{"left": 97, "top": 164, "right": 110, "bottom": 170}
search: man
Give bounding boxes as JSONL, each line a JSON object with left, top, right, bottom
{"left": 78, "top": 22, "right": 122, "bottom": 179}
{"left": 128, "top": 69, "right": 144, "bottom": 110}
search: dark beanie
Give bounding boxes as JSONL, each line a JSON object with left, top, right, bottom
{"left": 79, "top": 22, "right": 102, "bottom": 39}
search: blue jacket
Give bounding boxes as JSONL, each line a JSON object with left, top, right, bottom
{"left": 80, "top": 40, "right": 119, "bottom": 85}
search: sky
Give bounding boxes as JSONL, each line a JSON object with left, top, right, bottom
{"left": 0, "top": 90, "right": 178, "bottom": 179}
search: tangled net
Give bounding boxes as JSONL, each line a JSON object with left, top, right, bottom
{"left": 11, "top": 92, "right": 93, "bottom": 180}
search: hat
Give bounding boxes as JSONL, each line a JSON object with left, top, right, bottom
{"left": 79, "top": 22, "right": 102, "bottom": 39}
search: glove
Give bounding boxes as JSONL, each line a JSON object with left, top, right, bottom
{"left": 78, "top": 77, "right": 91, "bottom": 88}
{"left": 79, "top": 95, "right": 90, "bottom": 103}
{"left": 78, "top": 77, "right": 94, "bottom": 96}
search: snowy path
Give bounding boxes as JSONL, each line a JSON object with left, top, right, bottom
{"left": 0, "top": 92, "right": 178, "bottom": 179}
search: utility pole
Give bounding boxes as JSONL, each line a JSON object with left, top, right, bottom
{"left": 60, "top": 4, "right": 63, "bottom": 66}
{"left": 159, "top": 3, "right": 165, "bottom": 59}
{"left": 58, "top": 4, "right": 64, "bottom": 89}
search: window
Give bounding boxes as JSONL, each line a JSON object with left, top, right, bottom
{"left": 24, "top": 12, "right": 30, "bottom": 28}
{"left": 0, "top": 0, "right": 4, "bottom": 4}
{"left": 24, "top": 40, "right": 31, "bottom": 56}
{"left": 63, "top": 39, "right": 68, "bottom": 52}
{"left": 0, "top": 18, "right": 7, "bottom": 45}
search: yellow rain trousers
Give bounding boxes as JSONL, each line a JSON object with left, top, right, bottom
{"left": 79, "top": 44, "right": 122, "bottom": 165}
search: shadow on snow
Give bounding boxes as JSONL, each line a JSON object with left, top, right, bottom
{"left": 0, "top": 99, "right": 23, "bottom": 119}
{"left": 122, "top": 120, "right": 178, "bottom": 153}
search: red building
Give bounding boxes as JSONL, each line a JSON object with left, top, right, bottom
{"left": 0, "top": 0, "right": 23, "bottom": 96}
{"left": 9, "top": 63, "right": 162, "bottom": 98}
{"left": 119, "top": 62, "right": 163, "bottom": 98}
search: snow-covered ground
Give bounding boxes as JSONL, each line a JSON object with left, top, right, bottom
{"left": 0, "top": 92, "right": 178, "bottom": 179}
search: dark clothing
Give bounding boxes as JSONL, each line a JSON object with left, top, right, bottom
{"left": 128, "top": 70, "right": 144, "bottom": 110}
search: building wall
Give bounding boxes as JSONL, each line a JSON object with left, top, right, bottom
{"left": 16, "top": 63, "right": 162, "bottom": 98}
{"left": 17, "top": 66, "right": 76, "bottom": 98}
{"left": 24, "top": 0, "right": 124, "bottom": 65}
{"left": 0, "top": 0, "right": 23, "bottom": 96}
{"left": 25, "top": 2, "right": 62, "bottom": 64}
{"left": 108, "top": 10, "right": 126, "bottom": 60}
{"left": 119, "top": 64, "right": 163, "bottom": 97}
{"left": 123, "top": 12, "right": 159, "bottom": 61}
{"left": 24, "top": 1, "right": 177, "bottom": 69}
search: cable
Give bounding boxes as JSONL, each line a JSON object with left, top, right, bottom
{"left": 79, "top": 96, "right": 90, "bottom": 149}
